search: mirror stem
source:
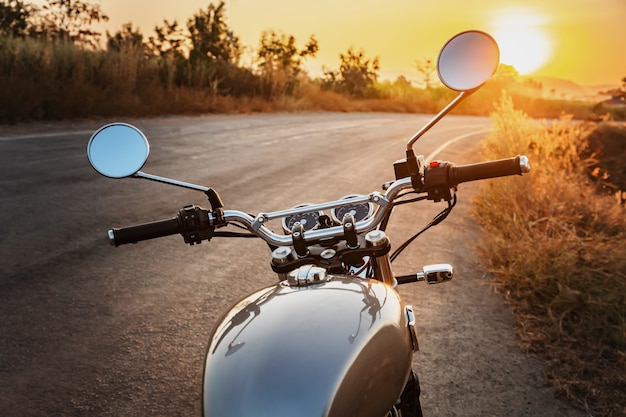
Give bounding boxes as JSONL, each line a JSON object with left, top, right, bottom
{"left": 406, "top": 89, "right": 477, "bottom": 152}
{"left": 133, "top": 171, "right": 224, "bottom": 210}
{"left": 135, "top": 171, "right": 211, "bottom": 192}
{"left": 135, "top": 171, "right": 224, "bottom": 210}
{"left": 405, "top": 88, "right": 479, "bottom": 188}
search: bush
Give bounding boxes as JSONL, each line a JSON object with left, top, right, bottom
{"left": 473, "top": 92, "right": 626, "bottom": 417}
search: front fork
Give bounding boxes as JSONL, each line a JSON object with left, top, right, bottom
{"left": 365, "top": 230, "right": 395, "bottom": 286}
{"left": 364, "top": 230, "right": 451, "bottom": 417}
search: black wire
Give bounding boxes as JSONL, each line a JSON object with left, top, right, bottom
{"left": 389, "top": 194, "right": 457, "bottom": 263}
{"left": 226, "top": 221, "right": 250, "bottom": 231}
{"left": 213, "top": 231, "right": 258, "bottom": 238}
{"left": 379, "top": 192, "right": 429, "bottom": 232}
{"left": 395, "top": 190, "right": 426, "bottom": 202}
{"left": 393, "top": 195, "right": 428, "bottom": 206}
{"left": 379, "top": 208, "right": 392, "bottom": 232}
{"left": 211, "top": 221, "right": 259, "bottom": 238}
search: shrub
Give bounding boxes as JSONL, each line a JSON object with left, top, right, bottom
{"left": 473, "top": 92, "right": 626, "bottom": 417}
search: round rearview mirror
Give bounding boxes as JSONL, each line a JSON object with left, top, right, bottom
{"left": 437, "top": 30, "right": 500, "bottom": 91}
{"left": 87, "top": 123, "right": 149, "bottom": 178}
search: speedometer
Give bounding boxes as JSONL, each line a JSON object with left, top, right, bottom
{"left": 331, "top": 195, "right": 374, "bottom": 224}
{"left": 282, "top": 204, "right": 323, "bottom": 234}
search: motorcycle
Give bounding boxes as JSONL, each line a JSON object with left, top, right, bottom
{"left": 86, "top": 30, "right": 530, "bottom": 417}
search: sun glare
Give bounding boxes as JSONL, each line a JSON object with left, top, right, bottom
{"left": 490, "top": 9, "right": 553, "bottom": 75}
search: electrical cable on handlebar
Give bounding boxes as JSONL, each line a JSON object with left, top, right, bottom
{"left": 389, "top": 194, "right": 457, "bottom": 263}
{"left": 379, "top": 191, "right": 428, "bottom": 232}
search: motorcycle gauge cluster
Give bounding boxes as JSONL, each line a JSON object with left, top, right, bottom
{"left": 281, "top": 196, "right": 374, "bottom": 234}
{"left": 282, "top": 204, "right": 323, "bottom": 233}
{"left": 331, "top": 195, "right": 374, "bottom": 224}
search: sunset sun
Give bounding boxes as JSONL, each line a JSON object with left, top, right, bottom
{"left": 490, "top": 9, "right": 553, "bottom": 75}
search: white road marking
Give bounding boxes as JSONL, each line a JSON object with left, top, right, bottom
{"left": 426, "top": 128, "right": 491, "bottom": 161}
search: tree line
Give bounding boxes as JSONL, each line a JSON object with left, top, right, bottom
{"left": 1, "top": 0, "right": 620, "bottom": 122}
{"left": 0, "top": 0, "right": 383, "bottom": 101}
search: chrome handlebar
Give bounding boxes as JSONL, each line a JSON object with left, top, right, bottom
{"left": 107, "top": 155, "right": 529, "bottom": 247}
{"left": 218, "top": 177, "right": 414, "bottom": 247}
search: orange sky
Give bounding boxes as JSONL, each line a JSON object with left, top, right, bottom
{"left": 85, "top": 0, "right": 626, "bottom": 87}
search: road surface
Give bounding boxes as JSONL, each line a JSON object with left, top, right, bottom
{"left": 0, "top": 113, "right": 585, "bottom": 416}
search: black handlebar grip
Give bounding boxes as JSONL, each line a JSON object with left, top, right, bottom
{"left": 108, "top": 217, "right": 181, "bottom": 246}
{"left": 449, "top": 155, "right": 530, "bottom": 186}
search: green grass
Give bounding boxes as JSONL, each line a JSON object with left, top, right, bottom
{"left": 473, "top": 93, "right": 626, "bottom": 417}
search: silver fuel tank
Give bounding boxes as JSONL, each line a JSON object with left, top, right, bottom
{"left": 202, "top": 274, "right": 414, "bottom": 417}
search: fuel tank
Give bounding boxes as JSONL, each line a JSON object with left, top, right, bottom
{"left": 203, "top": 275, "right": 414, "bottom": 417}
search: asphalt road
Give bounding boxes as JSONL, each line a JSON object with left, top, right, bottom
{"left": 0, "top": 113, "right": 585, "bottom": 416}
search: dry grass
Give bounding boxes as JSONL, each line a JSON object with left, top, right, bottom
{"left": 473, "top": 93, "right": 626, "bottom": 417}
{"left": 1, "top": 36, "right": 614, "bottom": 123}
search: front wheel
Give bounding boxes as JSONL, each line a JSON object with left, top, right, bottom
{"left": 393, "top": 370, "right": 423, "bottom": 417}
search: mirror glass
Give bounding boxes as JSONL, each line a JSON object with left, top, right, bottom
{"left": 437, "top": 30, "right": 500, "bottom": 91}
{"left": 87, "top": 123, "right": 149, "bottom": 178}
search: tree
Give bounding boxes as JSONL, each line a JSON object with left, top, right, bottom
{"left": 106, "top": 23, "right": 143, "bottom": 53}
{"left": 256, "top": 30, "right": 318, "bottom": 96}
{"left": 415, "top": 58, "right": 435, "bottom": 89}
{"left": 493, "top": 63, "right": 518, "bottom": 83}
{"left": 599, "top": 76, "right": 626, "bottom": 100}
{"left": 33, "top": 0, "right": 109, "bottom": 48}
{"left": 612, "top": 77, "right": 626, "bottom": 100}
{"left": 391, "top": 75, "right": 413, "bottom": 99}
{"left": 146, "top": 20, "right": 189, "bottom": 59}
{"left": 0, "top": 0, "right": 32, "bottom": 37}
{"left": 333, "top": 47, "right": 380, "bottom": 98}
{"left": 145, "top": 20, "right": 192, "bottom": 90}
{"left": 187, "top": 1, "right": 239, "bottom": 64}
{"left": 522, "top": 78, "right": 543, "bottom": 97}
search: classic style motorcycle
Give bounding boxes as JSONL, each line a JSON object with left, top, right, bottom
{"left": 87, "top": 30, "right": 530, "bottom": 417}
